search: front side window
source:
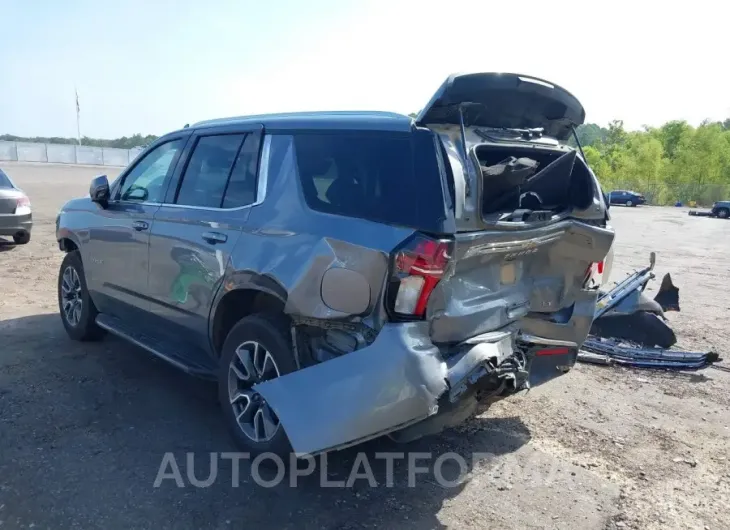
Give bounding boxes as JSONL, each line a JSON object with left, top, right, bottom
{"left": 118, "top": 139, "right": 183, "bottom": 202}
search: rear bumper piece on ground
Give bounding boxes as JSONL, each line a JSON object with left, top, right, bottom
{"left": 0, "top": 212, "right": 32, "bottom": 237}
{"left": 580, "top": 252, "right": 721, "bottom": 370}
{"left": 255, "top": 322, "right": 577, "bottom": 456}
{"left": 580, "top": 338, "right": 719, "bottom": 370}
{"left": 688, "top": 210, "right": 713, "bottom": 217}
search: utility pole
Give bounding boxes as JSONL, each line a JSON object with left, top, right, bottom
{"left": 75, "top": 87, "right": 81, "bottom": 145}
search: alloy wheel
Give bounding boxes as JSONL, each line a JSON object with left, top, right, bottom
{"left": 227, "top": 341, "right": 282, "bottom": 443}
{"left": 61, "top": 266, "right": 83, "bottom": 327}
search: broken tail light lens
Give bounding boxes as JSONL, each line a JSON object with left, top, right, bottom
{"left": 15, "top": 195, "right": 31, "bottom": 215}
{"left": 388, "top": 235, "right": 452, "bottom": 319}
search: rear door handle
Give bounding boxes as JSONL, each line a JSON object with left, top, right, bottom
{"left": 202, "top": 231, "right": 227, "bottom": 244}
{"left": 132, "top": 221, "right": 149, "bottom": 231}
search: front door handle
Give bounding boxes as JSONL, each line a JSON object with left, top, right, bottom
{"left": 132, "top": 221, "right": 149, "bottom": 231}
{"left": 202, "top": 231, "right": 227, "bottom": 244}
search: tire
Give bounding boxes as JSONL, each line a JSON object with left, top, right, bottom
{"left": 13, "top": 232, "right": 30, "bottom": 245}
{"left": 625, "top": 200, "right": 634, "bottom": 207}
{"left": 219, "top": 313, "right": 297, "bottom": 457}
{"left": 717, "top": 208, "right": 729, "bottom": 219}
{"left": 57, "top": 251, "right": 106, "bottom": 341}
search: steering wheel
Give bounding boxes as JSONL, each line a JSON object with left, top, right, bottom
{"left": 123, "top": 184, "right": 149, "bottom": 201}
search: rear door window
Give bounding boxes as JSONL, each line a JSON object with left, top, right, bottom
{"left": 176, "top": 134, "right": 244, "bottom": 208}
{"left": 291, "top": 131, "right": 446, "bottom": 231}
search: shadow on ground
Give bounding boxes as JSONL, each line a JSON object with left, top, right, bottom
{"left": 0, "top": 239, "right": 17, "bottom": 251}
{"left": 0, "top": 313, "right": 531, "bottom": 529}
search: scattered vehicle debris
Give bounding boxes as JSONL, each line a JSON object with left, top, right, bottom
{"left": 579, "top": 252, "right": 720, "bottom": 370}
{"left": 689, "top": 200, "right": 730, "bottom": 218}
{"left": 579, "top": 339, "right": 719, "bottom": 369}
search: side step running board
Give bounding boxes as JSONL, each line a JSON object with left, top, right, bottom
{"left": 95, "top": 313, "right": 217, "bottom": 379}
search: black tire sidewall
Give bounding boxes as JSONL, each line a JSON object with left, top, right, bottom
{"left": 13, "top": 232, "right": 30, "bottom": 245}
{"left": 58, "top": 251, "right": 102, "bottom": 341}
{"left": 218, "top": 314, "right": 297, "bottom": 457}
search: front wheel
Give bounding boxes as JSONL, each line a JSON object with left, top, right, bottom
{"left": 58, "top": 251, "right": 105, "bottom": 341}
{"left": 219, "top": 314, "right": 297, "bottom": 457}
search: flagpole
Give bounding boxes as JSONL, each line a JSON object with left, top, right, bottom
{"left": 75, "top": 88, "right": 81, "bottom": 145}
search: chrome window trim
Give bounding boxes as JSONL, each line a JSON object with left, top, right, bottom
{"left": 114, "top": 135, "right": 272, "bottom": 213}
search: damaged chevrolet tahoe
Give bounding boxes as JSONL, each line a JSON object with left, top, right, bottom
{"left": 55, "top": 73, "right": 614, "bottom": 456}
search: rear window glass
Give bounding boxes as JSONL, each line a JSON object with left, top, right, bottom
{"left": 291, "top": 131, "right": 446, "bottom": 232}
{"left": 0, "top": 169, "right": 13, "bottom": 188}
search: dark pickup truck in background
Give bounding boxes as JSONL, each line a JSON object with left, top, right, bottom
{"left": 689, "top": 200, "right": 730, "bottom": 219}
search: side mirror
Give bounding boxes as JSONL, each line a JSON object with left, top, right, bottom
{"left": 90, "top": 175, "right": 110, "bottom": 207}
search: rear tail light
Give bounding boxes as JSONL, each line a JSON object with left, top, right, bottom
{"left": 584, "top": 260, "right": 605, "bottom": 288}
{"left": 388, "top": 235, "right": 452, "bottom": 319}
{"left": 15, "top": 196, "right": 31, "bottom": 215}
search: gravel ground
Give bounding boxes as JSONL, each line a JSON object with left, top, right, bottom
{"left": 1, "top": 161, "right": 729, "bottom": 530}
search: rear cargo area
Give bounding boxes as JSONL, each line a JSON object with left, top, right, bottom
{"left": 475, "top": 144, "right": 596, "bottom": 219}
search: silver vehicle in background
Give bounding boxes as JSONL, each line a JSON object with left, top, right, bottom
{"left": 0, "top": 167, "right": 32, "bottom": 245}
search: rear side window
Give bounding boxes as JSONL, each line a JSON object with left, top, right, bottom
{"left": 176, "top": 134, "right": 244, "bottom": 208}
{"left": 0, "top": 169, "right": 13, "bottom": 188}
{"left": 292, "top": 131, "right": 446, "bottom": 231}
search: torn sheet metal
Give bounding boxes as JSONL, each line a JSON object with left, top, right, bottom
{"left": 254, "top": 321, "right": 446, "bottom": 456}
{"left": 594, "top": 252, "right": 657, "bottom": 319}
{"left": 254, "top": 321, "right": 516, "bottom": 456}
{"left": 579, "top": 338, "right": 719, "bottom": 370}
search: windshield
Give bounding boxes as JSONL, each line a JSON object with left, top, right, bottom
{"left": 0, "top": 169, "right": 14, "bottom": 188}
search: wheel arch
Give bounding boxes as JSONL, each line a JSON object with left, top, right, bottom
{"left": 57, "top": 228, "right": 81, "bottom": 253}
{"left": 209, "top": 275, "right": 289, "bottom": 357}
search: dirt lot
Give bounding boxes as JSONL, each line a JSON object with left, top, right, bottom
{"left": 1, "top": 161, "right": 729, "bottom": 530}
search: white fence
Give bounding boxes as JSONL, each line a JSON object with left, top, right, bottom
{"left": 0, "top": 140, "right": 143, "bottom": 167}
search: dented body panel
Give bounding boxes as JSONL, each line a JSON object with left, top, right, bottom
{"left": 255, "top": 322, "right": 516, "bottom": 455}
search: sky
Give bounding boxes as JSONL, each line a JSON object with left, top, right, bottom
{"left": 1, "top": 0, "right": 727, "bottom": 139}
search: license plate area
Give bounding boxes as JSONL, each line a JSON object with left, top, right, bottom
{"left": 527, "top": 346, "right": 578, "bottom": 387}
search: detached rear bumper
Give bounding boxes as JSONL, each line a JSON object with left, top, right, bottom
{"left": 255, "top": 321, "right": 575, "bottom": 456}
{"left": 0, "top": 212, "right": 32, "bottom": 237}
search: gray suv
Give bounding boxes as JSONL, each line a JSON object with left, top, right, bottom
{"left": 56, "top": 73, "right": 614, "bottom": 456}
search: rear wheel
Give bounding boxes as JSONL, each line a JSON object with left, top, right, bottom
{"left": 13, "top": 232, "right": 30, "bottom": 245}
{"left": 219, "top": 314, "right": 297, "bottom": 457}
{"left": 625, "top": 200, "right": 634, "bottom": 207}
{"left": 717, "top": 208, "right": 729, "bottom": 219}
{"left": 57, "top": 251, "right": 105, "bottom": 341}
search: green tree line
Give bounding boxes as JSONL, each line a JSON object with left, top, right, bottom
{"left": 572, "top": 119, "right": 730, "bottom": 205}
{"left": 0, "top": 133, "right": 158, "bottom": 150}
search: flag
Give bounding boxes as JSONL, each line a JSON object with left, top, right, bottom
{"left": 75, "top": 89, "right": 80, "bottom": 114}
